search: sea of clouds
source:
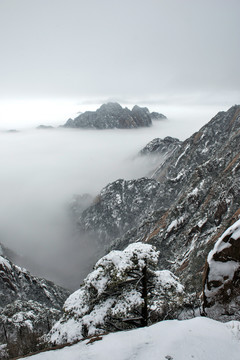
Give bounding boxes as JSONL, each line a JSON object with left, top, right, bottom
{"left": 0, "top": 102, "right": 226, "bottom": 289}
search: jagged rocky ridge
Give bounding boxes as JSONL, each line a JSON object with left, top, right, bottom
{"left": 139, "top": 136, "right": 182, "bottom": 156}
{"left": 149, "top": 111, "right": 167, "bottom": 120}
{"left": 77, "top": 178, "right": 161, "bottom": 243}
{"left": 64, "top": 102, "right": 166, "bottom": 129}
{"left": 0, "top": 254, "right": 69, "bottom": 309}
{"left": 139, "top": 136, "right": 182, "bottom": 170}
{"left": 74, "top": 105, "right": 240, "bottom": 297}
{"left": 74, "top": 137, "right": 181, "bottom": 245}
{"left": 0, "top": 253, "right": 70, "bottom": 350}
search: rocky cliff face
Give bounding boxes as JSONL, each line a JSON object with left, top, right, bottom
{"left": 149, "top": 111, "right": 167, "bottom": 120}
{"left": 73, "top": 105, "right": 240, "bottom": 296}
{"left": 0, "top": 254, "right": 70, "bottom": 349}
{"left": 139, "top": 137, "right": 182, "bottom": 170}
{"left": 78, "top": 178, "right": 161, "bottom": 244}
{"left": 0, "top": 255, "right": 69, "bottom": 309}
{"left": 64, "top": 103, "right": 166, "bottom": 129}
{"left": 139, "top": 136, "right": 181, "bottom": 156}
{"left": 203, "top": 219, "right": 240, "bottom": 321}
{"left": 0, "top": 300, "right": 61, "bottom": 354}
{"left": 134, "top": 105, "right": 240, "bottom": 293}
{"left": 74, "top": 137, "right": 182, "bottom": 246}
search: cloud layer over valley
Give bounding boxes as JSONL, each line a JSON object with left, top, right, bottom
{"left": 0, "top": 104, "right": 233, "bottom": 289}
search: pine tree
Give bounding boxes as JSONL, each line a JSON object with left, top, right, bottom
{"left": 48, "top": 243, "right": 185, "bottom": 345}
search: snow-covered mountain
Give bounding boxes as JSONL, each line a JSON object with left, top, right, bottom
{"left": 78, "top": 178, "right": 161, "bottom": 243}
{"left": 73, "top": 136, "right": 182, "bottom": 246}
{"left": 2, "top": 104, "right": 240, "bottom": 358}
{"left": 0, "top": 254, "right": 69, "bottom": 310}
{"left": 72, "top": 105, "right": 240, "bottom": 296}
{"left": 64, "top": 102, "right": 166, "bottom": 129}
{"left": 0, "top": 254, "right": 69, "bottom": 357}
{"left": 139, "top": 136, "right": 182, "bottom": 157}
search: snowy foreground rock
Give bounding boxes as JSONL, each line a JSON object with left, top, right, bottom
{"left": 47, "top": 243, "right": 187, "bottom": 345}
{"left": 203, "top": 218, "right": 240, "bottom": 320}
{"left": 20, "top": 317, "right": 240, "bottom": 360}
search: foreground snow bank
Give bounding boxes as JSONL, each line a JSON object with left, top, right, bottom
{"left": 21, "top": 317, "right": 240, "bottom": 360}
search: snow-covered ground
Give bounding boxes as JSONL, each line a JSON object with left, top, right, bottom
{"left": 21, "top": 317, "right": 240, "bottom": 360}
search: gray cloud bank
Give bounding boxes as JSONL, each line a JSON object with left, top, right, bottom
{"left": 0, "top": 123, "right": 169, "bottom": 289}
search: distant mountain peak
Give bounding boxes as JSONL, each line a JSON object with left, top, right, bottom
{"left": 63, "top": 102, "right": 166, "bottom": 129}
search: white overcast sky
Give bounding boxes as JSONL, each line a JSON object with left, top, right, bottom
{"left": 0, "top": 0, "right": 239, "bottom": 105}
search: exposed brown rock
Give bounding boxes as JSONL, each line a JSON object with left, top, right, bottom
{"left": 229, "top": 107, "right": 240, "bottom": 127}
{"left": 214, "top": 201, "right": 227, "bottom": 225}
{"left": 223, "top": 153, "right": 240, "bottom": 173}
{"left": 203, "top": 219, "right": 240, "bottom": 321}
{"left": 193, "top": 131, "right": 203, "bottom": 144}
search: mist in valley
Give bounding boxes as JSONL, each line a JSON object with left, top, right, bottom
{"left": 0, "top": 103, "right": 226, "bottom": 290}
{"left": 1, "top": 0, "right": 239, "bottom": 291}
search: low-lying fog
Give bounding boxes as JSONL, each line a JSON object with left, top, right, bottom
{"left": 0, "top": 104, "right": 227, "bottom": 289}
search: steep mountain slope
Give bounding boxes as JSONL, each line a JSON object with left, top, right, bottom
{"left": 0, "top": 255, "right": 70, "bottom": 351}
{"left": 138, "top": 136, "right": 182, "bottom": 170}
{"left": 118, "top": 105, "right": 240, "bottom": 292}
{"left": 139, "top": 136, "right": 182, "bottom": 156}
{"left": 78, "top": 178, "right": 160, "bottom": 243}
{"left": 74, "top": 137, "right": 182, "bottom": 245}
{"left": 0, "top": 255, "right": 69, "bottom": 309}
{"left": 73, "top": 105, "right": 240, "bottom": 295}
{"left": 64, "top": 102, "right": 166, "bottom": 129}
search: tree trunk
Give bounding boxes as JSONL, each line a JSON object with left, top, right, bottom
{"left": 141, "top": 265, "right": 148, "bottom": 327}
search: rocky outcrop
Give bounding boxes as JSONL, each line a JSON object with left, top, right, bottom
{"left": 149, "top": 111, "right": 167, "bottom": 120}
{"left": 77, "top": 178, "right": 160, "bottom": 243}
{"left": 0, "top": 255, "right": 70, "bottom": 352}
{"left": 139, "top": 136, "right": 182, "bottom": 157}
{"left": 73, "top": 140, "right": 181, "bottom": 245}
{"left": 0, "top": 255, "right": 69, "bottom": 309}
{"left": 0, "top": 300, "right": 61, "bottom": 347}
{"left": 137, "top": 137, "right": 182, "bottom": 175}
{"left": 63, "top": 103, "right": 166, "bottom": 129}
{"left": 115, "top": 105, "right": 240, "bottom": 294}
{"left": 203, "top": 219, "right": 240, "bottom": 321}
